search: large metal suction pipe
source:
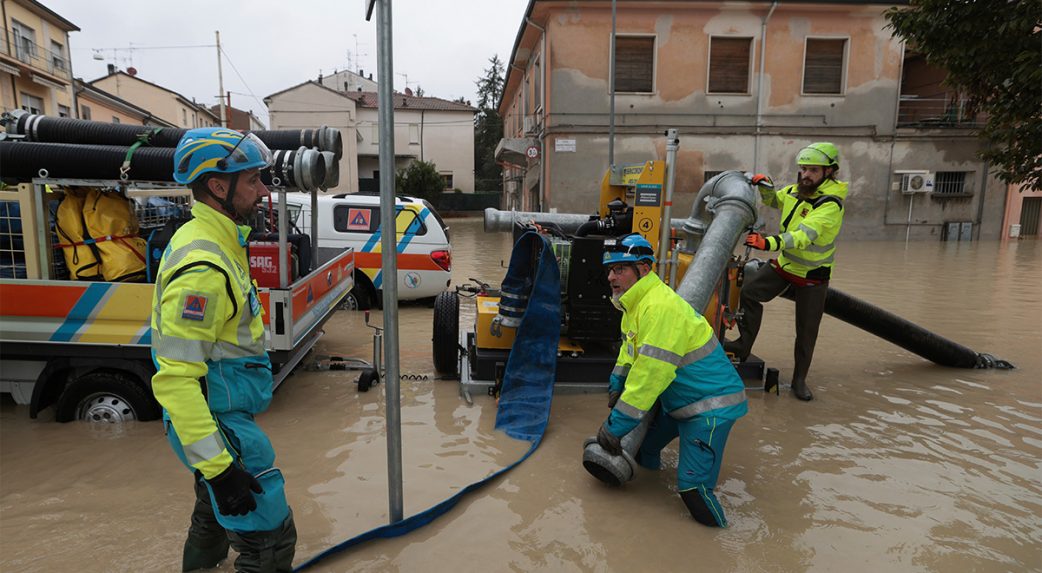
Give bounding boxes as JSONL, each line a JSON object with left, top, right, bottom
{"left": 484, "top": 208, "right": 687, "bottom": 235}
{"left": 675, "top": 171, "right": 759, "bottom": 313}
{"left": 582, "top": 404, "right": 656, "bottom": 486}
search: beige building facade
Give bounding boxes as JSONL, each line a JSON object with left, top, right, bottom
{"left": 266, "top": 79, "right": 477, "bottom": 195}
{"left": 346, "top": 91, "right": 477, "bottom": 194}
{"left": 90, "top": 70, "right": 218, "bottom": 130}
{"left": 265, "top": 80, "right": 359, "bottom": 194}
{"left": 498, "top": 0, "right": 1010, "bottom": 241}
{"left": 74, "top": 79, "right": 175, "bottom": 127}
{"left": 0, "top": 0, "right": 78, "bottom": 119}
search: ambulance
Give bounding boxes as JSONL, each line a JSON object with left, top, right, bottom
{"left": 274, "top": 193, "right": 452, "bottom": 309}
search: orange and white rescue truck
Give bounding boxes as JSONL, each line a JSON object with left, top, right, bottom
{"left": 0, "top": 178, "right": 354, "bottom": 422}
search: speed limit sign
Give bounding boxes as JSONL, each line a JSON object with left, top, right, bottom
{"left": 526, "top": 145, "right": 539, "bottom": 159}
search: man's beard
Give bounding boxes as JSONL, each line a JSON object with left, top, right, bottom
{"left": 797, "top": 179, "right": 822, "bottom": 194}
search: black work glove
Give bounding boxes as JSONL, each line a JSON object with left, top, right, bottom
{"left": 597, "top": 423, "right": 622, "bottom": 456}
{"left": 607, "top": 391, "right": 621, "bottom": 409}
{"left": 207, "top": 465, "right": 263, "bottom": 516}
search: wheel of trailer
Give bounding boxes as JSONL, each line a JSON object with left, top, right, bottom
{"left": 55, "top": 371, "right": 160, "bottom": 423}
{"left": 357, "top": 368, "right": 379, "bottom": 392}
{"left": 432, "top": 290, "right": 460, "bottom": 376}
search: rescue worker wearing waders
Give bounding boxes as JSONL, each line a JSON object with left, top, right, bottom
{"left": 151, "top": 128, "right": 296, "bottom": 572}
{"left": 725, "top": 142, "right": 848, "bottom": 401}
{"left": 596, "top": 234, "right": 748, "bottom": 527}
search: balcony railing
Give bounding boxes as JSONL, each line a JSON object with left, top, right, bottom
{"left": 0, "top": 28, "right": 71, "bottom": 81}
{"left": 897, "top": 95, "right": 981, "bottom": 128}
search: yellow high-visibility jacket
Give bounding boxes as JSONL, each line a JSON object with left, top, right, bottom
{"left": 759, "top": 178, "right": 848, "bottom": 280}
{"left": 150, "top": 202, "right": 271, "bottom": 479}
{"left": 607, "top": 272, "right": 747, "bottom": 437}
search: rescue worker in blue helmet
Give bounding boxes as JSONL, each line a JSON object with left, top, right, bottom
{"left": 597, "top": 234, "right": 748, "bottom": 527}
{"left": 151, "top": 127, "right": 296, "bottom": 572}
{"left": 725, "top": 142, "right": 849, "bottom": 401}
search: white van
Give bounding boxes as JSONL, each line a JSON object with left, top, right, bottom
{"left": 275, "top": 193, "right": 451, "bottom": 309}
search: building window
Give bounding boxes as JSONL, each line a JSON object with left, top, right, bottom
{"left": 50, "top": 40, "right": 66, "bottom": 73}
{"left": 933, "top": 172, "right": 969, "bottom": 195}
{"left": 803, "top": 38, "right": 847, "bottom": 95}
{"left": 532, "top": 54, "right": 542, "bottom": 111}
{"left": 81, "top": 105, "right": 92, "bottom": 120}
{"left": 708, "top": 37, "right": 752, "bottom": 94}
{"left": 704, "top": 170, "right": 725, "bottom": 184}
{"left": 441, "top": 173, "right": 454, "bottom": 190}
{"left": 614, "top": 35, "right": 655, "bottom": 93}
{"left": 11, "top": 21, "right": 36, "bottom": 63}
{"left": 182, "top": 108, "right": 188, "bottom": 126}
{"left": 20, "top": 93, "right": 43, "bottom": 114}
{"left": 112, "top": 116, "right": 121, "bottom": 124}
{"left": 409, "top": 124, "right": 420, "bottom": 144}
{"left": 58, "top": 104, "right": 70, "bottom": 117}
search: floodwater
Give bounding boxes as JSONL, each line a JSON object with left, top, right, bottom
{"left": 2, "top": 217, "right": 1040, "bottom": 572}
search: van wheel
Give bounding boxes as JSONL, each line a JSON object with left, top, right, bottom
{"left": 340, "top": 284, "right": 372, "bottom": 311}
{"left": 432, "top": 291, "right": 460, "bottom": 376}
{"left": 55, "top": 371, "right": 160, "bottom": 423}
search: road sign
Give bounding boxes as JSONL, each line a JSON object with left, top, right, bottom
{"left": 526, "top": 146, "right": 539, "bottom": 159}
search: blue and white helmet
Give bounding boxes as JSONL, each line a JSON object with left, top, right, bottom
{"left": 173, "top": 128, "right": 273, "bottom": 184}
{"left": 603, "top": 233, "right": 656, "bottom": 266}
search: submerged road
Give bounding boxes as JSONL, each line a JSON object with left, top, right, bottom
{"left": 1, "top": 217, "right": 1040, "bottom": 572}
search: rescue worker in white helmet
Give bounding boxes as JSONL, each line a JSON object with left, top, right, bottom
{"left": 151, "top": 127, "right": 296, "bottom": 572}
{"left": 597, "top": 234, "right": 748, "bottom": 527}
{"left": 725, "top": 142, "right": 849, "bottom": 401}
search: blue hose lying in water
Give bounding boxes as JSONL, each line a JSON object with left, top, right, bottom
{"left": 294, "top": 232, "right": 560, "bottom": 571}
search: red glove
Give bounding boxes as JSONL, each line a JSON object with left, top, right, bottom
{"left": 745, "top": 232, "right": 775, "bottom": 251}
{"left": 751, "top": 173, "right": 774, "bottom": 188}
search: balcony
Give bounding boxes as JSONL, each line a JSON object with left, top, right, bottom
{"left": 0, "top": 28, "right": 71, "bottom": 83}
{"left": 897, "top": 95, "right": 981, "bottom": 129}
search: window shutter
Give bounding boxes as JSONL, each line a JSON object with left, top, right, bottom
{"left": 614, "top": 36, "right": 655, "bottom": 93}
{"left": 803, "top": 39, "right": 846, "bottom": 94}
{"left": 708, "top": 38, "right": 751, "bottom": 94}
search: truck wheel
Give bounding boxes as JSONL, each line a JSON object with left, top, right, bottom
{"left": 432, "top": 291, "right": 460, "bottom": 376}
{"left": 55, "top": 371, "right": 160, "bottom": 423}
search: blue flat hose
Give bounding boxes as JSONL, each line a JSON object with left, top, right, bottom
{"left": 295, "top": 232, "right": 560, "bottom": 571}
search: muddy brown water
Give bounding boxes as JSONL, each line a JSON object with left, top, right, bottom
{"left": 2, "top": 217, "right": 1040, "bottom": 572}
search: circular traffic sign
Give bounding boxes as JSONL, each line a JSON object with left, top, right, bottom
{"left": 526, "top": 146, "right": 539, "bottom": 159}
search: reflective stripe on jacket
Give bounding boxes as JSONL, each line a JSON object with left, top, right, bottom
{"left": 150, "top": 202, "right": 272, "bottom": 479}
{"left": 607, "top": 272, "right": 747, "bottom": 437}
{"left": 760, "top": 178, "right": 848, "bottom": 280}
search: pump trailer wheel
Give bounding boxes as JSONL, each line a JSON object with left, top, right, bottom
{"left": 432, "top": 291, "right": 460, "bottom": 376}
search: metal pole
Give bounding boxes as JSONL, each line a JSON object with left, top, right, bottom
{"left": 658, "top": 128, "right": 679, "bottom": 274}
{"left": 376, "top": 0, "right": 404, "bottom": 525}
{"left": 215, "top": 31, "right": 227, "bottom": 128}
{"left": 278, "top": 188, "right": 288, "bottom": 288}
{"left": 608, "top": 0, "right": 616, "bottom": 171}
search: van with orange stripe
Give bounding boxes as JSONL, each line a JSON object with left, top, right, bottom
{"left": 276, "top": 193, "right": 452, "bottom": 309}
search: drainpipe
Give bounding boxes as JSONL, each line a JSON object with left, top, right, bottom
{"left": 525, "top": 16, "right": 548, "bottom": 209}
{"left": 675, "top": 171, "right": 759, "bottom": 313}
{"left": 974, "top": 159, "right": 989, "bottom": 239}
{"left": 752, "top": 1, "right": 778, "bottom": 173}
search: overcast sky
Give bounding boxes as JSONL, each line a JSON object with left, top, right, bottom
{"left": 47, "top": 0, "right": 530, "bottom": 125}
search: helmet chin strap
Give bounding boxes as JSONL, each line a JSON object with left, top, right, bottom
{"left": 207, "top": 172, "right": 244, "bottom": 223}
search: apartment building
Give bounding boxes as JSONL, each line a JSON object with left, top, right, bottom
{"left": 0, "top": 0, "right": 78, "bottom": 119}
{"left": 497, "top": 0, "right": 1011, "bottom": 240}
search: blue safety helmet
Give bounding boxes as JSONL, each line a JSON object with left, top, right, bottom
{"left": 173, "top": 128, "right": 273, "bottom": 184}
{"left": 603, "top": 233, "right": 656, "bottom": 266}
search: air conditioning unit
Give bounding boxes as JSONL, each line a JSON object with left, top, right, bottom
{"left": 522, "top": 116, "right": 535, "bottom": 135}
{"left": 897, "top": 170, "right": 935, "bottom": 194}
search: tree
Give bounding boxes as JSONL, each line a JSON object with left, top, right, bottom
{"left": 886, "top": 1, "right": 1042, "bottom": 191}
{"left": 474, "top": 55, "right": 505, "bottom": 193}
{"left": 395, "top": 159, "right": 444, "bottom": 202}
